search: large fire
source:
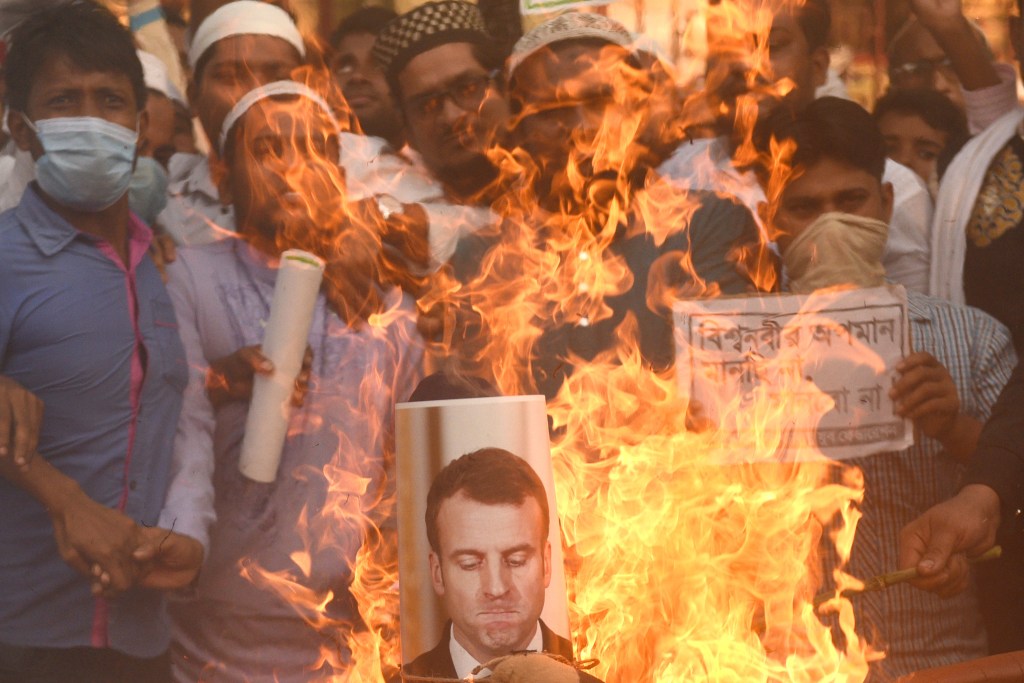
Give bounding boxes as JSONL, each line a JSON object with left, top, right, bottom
{"left": 231, "top": 1, "right": 880, "bottom": 681}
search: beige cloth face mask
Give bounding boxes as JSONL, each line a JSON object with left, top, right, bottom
{"left": 783, "top": 211, "right": 889, "bottom": 294}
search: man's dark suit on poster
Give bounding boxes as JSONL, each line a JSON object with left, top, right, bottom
{"left": 396, "top": 619, "right": 603, "bottom": 682}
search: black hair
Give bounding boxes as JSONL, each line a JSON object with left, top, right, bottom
{"left": 425, "top": 447, "right": 550, "bottom": 556}
{"left": 755, "top": 96, "right": 886, "bottom": 182}
{"left": 794, "top": 0, "right": 831, "bottom": 53}
{"left": 330, "top": 6, "right": 398, "bottom": 48}
{"left": 874, "top": 87, "right": 969, "bottom": 174}
{"left": 5, "top": 0, "right": 146, "bottom": 113}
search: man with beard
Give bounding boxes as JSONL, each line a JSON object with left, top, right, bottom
{"left": 330, "top": 7, "right": 404, "bottom": 152}
{"left": 442, "top": 13, "right": 765, "bottom": 400}
{"left": 164, "top": 82, "right": 423, "bottom": 681}
{"left": 371, "top": 1, "right": 508, "bottom": 264}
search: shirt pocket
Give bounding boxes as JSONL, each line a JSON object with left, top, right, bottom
{"left": 150, "top": 297, "right": 188, "bottom": 393}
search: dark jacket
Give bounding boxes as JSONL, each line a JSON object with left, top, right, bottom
{"left": 447, "top": 190, "right": 767, "bottom": 399}
{"left": 963, "top": 361, "right": 1024, "bottom": 538}
{"left": 394, "top": 619, "right": 603, "bottom": 682}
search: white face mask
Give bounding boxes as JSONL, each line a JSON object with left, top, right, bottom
{"left": 783, "top": 211, "right": 889, "bottom": 293}
{"left": 24, "top": 114, "right": 138, "bottom": 212}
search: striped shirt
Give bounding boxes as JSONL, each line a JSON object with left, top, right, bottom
{"left": 821, "top": 291, "right": 1017, "bottom": 681}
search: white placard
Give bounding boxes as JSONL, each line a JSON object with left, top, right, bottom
{"left": 673, "top": 285, "right": 913, "bottom": 462}
{"left": 394, "top": 395, "right": 570, "bottom": 668}
{"left": 238, "top": 249, "right": 324, "bottom": 483}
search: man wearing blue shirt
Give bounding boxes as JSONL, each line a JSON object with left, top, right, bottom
{"left": 0, "top": 4, "right": 204, "bottom": 682}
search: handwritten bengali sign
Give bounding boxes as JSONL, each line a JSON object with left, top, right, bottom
{"left": 673, "top": 286, "right": 913, "bottom": 462}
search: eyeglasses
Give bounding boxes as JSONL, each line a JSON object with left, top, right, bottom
{"left": 889, "top": 57, "right": 955, "bottom": 84}
{"left": 405, "top": 70, "right": 501, "bottom": 119}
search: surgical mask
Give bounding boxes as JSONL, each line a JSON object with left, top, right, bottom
{"left": 25, "top": 114, "right": 138, "bottom": 212}
{"left": 784, "top": 212, "right": 888, "bottom": 294}
{"left": 128, "top": 156, "right": 169, "bottom": 226}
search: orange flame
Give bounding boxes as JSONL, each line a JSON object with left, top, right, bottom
{"left": 215, "top": 3, "right": 880, "bottom": 682}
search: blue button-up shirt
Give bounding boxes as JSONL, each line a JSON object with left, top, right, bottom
{"left": 0, "top": 186, "right": 188, "bottom": 657}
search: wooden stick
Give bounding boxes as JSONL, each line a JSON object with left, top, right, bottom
{"left": 813, "top": 545, "right": 1003, "bottom": 610}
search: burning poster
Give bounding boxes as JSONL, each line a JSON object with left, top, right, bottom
{"left": 394, "top": 395, "right": 572, "bottom": 678}
{"left": 673, "top": 285, "right": 913, "bottom": 462}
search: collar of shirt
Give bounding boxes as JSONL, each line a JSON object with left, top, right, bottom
{"left": 449, "top": 621, "right": 544, "bottom": 680}
{"left": 167, "top": 151, "right": 217, "bottom": 200}
{"left": 905, "top": 289, "right": 935, "bottom": 324}
{"left": 16, "top": 184, "right": 153, "bottom": 264}
{"left": 231, "top": 237, "right": 284, "bottom": 286}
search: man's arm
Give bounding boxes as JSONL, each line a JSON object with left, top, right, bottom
{"left": 961, "top": 360, "right": 1024, "bottom": 525}
{"left": 0, "top": 454, "right": 144, "bottom": 593}
{"left": 910, "top": 0, "right": 1017, "bottom": 133}
{"left": 0, "top": 375, "right": 43, "bottom": 471}
{"left": 899, "top": 483, "right": 1001, "bottom": 596}
{"left": 910, "top": 0, "right": 1001, "bottom": 92}
{"left": 899, "top": 362, "right": 1024, "bottom": 595}
{"left": 131, "top": 526, "right": 204, "bottom": 590}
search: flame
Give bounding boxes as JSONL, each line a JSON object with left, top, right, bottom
{"left": 208, "top": 2, "right": 883, "bottom": 681}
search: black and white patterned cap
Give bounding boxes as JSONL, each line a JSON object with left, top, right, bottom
{"left": 372, "top": 0, "right": 489, "bottom": 81}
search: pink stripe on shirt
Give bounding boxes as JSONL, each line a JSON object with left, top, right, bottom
{"left": 89, "top": 216, "right": 154, "bottom": 648}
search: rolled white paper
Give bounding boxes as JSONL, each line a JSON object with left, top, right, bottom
{"left": 238, "top": 249, "right": 325, "bottom": 482}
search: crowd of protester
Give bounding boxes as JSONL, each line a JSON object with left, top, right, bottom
{"left": 0, "top": 0, "right": 1022, "bottom": 681}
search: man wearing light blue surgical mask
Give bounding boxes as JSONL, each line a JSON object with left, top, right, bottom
{"left": 0, "top": 3, "right": 206, "bottom": 682}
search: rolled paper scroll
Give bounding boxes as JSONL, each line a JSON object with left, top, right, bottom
{"left": 238, "top": 249, "right": 325, "bottom": 482}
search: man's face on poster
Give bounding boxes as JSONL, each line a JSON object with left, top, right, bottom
{"left": 429, "top": 491, "right": 552, "bottom": 664}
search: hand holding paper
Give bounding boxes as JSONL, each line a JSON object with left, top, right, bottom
{"left": 891, "top": 351, "right": 980, "bottom": 463}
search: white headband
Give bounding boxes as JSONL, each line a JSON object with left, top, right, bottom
{"left": 188, "top": 1, "right": 306, "bottom": 71}
{"left": 218, "top": 80, "right": 340, "bottom": 155}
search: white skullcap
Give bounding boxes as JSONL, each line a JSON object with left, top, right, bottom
{"left": 137, "top": 50, "right": 188, "bottom": 109}
{"left": 507, "top": 11, "right": 633, "bottom": 76}
{"left": 188, "top": 1, "right": 306, "bottom": 71}
{"left": 218, "top": 80, "right": 339, "bottom": 155}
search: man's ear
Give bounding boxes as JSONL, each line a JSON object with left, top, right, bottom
{"left": 810, "top": 46, "right": 830, "bottom": 89}
{"left": 8, "top": 109, "right": 40, "bottom": 157}
{"left": 880, "top": 181, "right": 894, "bottom": 224}
{"left": 542, "top": 540, "right": 552, "bottom": 589}
{"left": 429, "top": 551, "right": 446, "bottom": 597}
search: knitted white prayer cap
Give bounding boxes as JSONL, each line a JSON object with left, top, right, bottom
{"left": 507, "top": 11, "right": 633, "bottom": 77}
